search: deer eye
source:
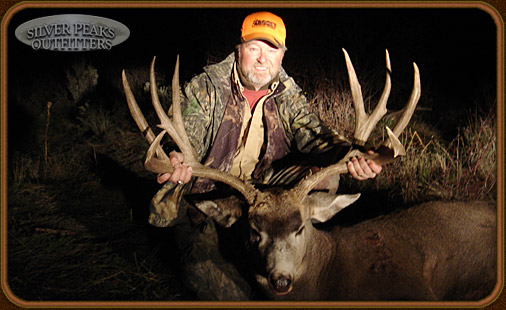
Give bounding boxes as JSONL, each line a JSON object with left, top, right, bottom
{"left": 295, "top": 225, "right": 305, "bottom": 237}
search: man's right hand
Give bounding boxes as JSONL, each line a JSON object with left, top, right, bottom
{"left": 156, "top": 151, "right": 193, "bottom": 184}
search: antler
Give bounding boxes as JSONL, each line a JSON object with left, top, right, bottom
{"left": 122, "top": 56, "right": 259, "bottom": 205}
{"left": 293, "top": 49, "right": 421, "bottom": 201}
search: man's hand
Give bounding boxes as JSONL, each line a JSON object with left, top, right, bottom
{"left": 156, "top": 151, "right": 193, "bottom": 184}
{"left": 347, "top": 150, "right": 382, "bottom": 181}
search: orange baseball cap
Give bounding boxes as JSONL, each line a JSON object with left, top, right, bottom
{"left": 241, "top": 12, "right": 286, "bottom": 48}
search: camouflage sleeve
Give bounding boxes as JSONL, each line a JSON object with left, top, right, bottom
{"left": 284, "top": 90, "right": 352, "bottom": 166}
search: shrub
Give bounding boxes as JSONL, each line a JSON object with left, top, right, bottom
{"left": 65, "top": 59, "right": 99, "bottom": 104}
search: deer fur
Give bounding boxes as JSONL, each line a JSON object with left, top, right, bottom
{"left": 248, "top": 192, "right": 496, "bottom": 301}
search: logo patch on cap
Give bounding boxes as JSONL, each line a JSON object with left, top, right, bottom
{"left": 252, "top": 19, "right": 277, "bottom": 29}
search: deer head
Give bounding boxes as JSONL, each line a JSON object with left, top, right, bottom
{"left": 122, "top": 49, "right": 420, "bottom": 229}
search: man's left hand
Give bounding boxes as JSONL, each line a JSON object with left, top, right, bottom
{"left": 347, "top": 150, "right": 382, "bottom": 180}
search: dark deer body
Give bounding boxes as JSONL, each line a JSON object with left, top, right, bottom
{"left": 250, "top": 195, "right": 497, "bottom": 300}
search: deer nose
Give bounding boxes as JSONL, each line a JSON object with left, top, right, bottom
{"left": 268, "top": 273, "right": 293, "bottom": 295}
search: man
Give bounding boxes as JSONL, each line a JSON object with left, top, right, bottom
{"left": 151, "top": 12, "right": 382, "bottom": 300}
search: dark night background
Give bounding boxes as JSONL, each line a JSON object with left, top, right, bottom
{"left": 2, "top": 2, "right": 501, "bottom": 305}
{"left": 7, "top": 5, "right": 498, "bottom": 135}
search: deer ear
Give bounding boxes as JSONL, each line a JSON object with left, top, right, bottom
{"left": 310, "top": 193, "right": 361, "bottom": 224}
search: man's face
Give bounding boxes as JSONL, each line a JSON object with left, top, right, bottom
{"left": 239, "top": 40, "right": 284, "bottom": 90}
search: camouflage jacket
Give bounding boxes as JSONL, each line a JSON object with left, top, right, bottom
{"left": 149, "top": 52, "right": 351, "bottom": 227}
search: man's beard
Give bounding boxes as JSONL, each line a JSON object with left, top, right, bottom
{"left": 245, "top": 69, "right": 274, "bottom": 88}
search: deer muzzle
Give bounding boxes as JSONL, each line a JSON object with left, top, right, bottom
{"left": 268, "top": 272, "right": 293, "bottom": 295}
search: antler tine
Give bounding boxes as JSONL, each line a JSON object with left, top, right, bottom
{"left": 391, "top": 62, "right": 421, "bottom": 137}
{"left": 170, "top": 57, "right": 198, "bottom": 160}
{"left": 171, "top": 56, "right": 186, "bottom": 143}
{"left": 149, "top": 57, "right": 172, "bottom": 129}
{"left": 343, "top": 48, "right": 391, "bottom": 146}
{"left": 122, "top": 69, "right": 167, "bottom": 160}
{"left": 381, "top": 62, "right": 421, "bottom": 157}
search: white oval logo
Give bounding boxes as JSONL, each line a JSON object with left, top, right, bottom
{"left": 14, "top": 14, "right": 130, "bottom": 51}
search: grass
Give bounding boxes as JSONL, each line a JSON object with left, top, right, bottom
{"left": 8, "top": 154, "right": 193, "bottom": 302}
{"left": 307, "top": 74, "right": 497, "bottom": 206}
{"left": 5, "top": 57, "right": 497, "bottom": 302}
{"left": 7, "top": 131, "right": 193, "bottom": 301}
{"left": 6, "top": 63, "right": 194, "bottom": 300}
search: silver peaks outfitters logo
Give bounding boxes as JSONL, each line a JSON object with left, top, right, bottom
{"left": 15, "top": 14, "right": 130, "bottom": 51}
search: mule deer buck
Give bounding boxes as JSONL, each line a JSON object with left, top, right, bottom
{"left": 122, "top": 50, "right": 497, "bottom": 301}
